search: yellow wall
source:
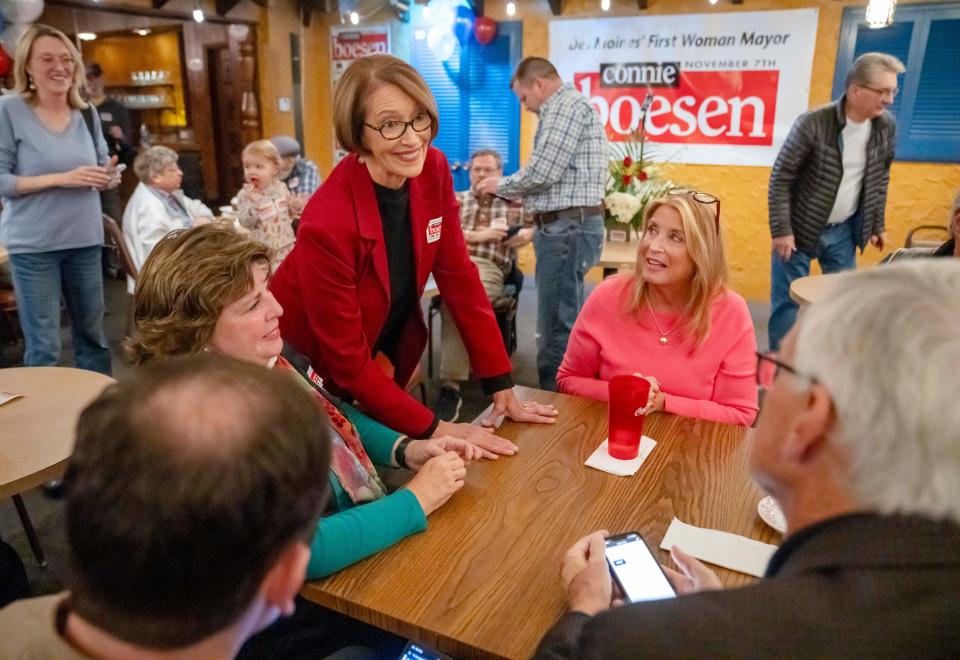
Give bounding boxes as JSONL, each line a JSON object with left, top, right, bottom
{"left": 475, "top": 0, "right": 958, "bottom": 299}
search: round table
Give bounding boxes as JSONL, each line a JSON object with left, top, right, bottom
{"left": 789, "top": 272, "right": 843, "bottom": 306}
{"left": 0, "top": 367, "right": 114, "bottom": 500}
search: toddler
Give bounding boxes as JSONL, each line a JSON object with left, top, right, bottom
{"left": 235, "top": 140, "right": 296, "bottom": 269}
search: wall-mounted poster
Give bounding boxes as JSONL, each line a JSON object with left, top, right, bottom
{"left": 330, "top": 25, "right": 391, "bottom": 163}
{"left": 549, "top": 9, "right": 819, "bottom": 166}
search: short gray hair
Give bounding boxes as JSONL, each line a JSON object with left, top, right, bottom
{"left": 134, "top": 146, "right": 179, "bottom": 183}
{"left": 470, "top": 149, "right": 502, "bottom": 171}
{"left": 844, "top": 52, "right": 905, "bottom": 89}
{"left": 793, "top": 261, "right": 960, "bottom": 524}
{"left": 951, "top": 188, "right": 960, "bottom": 235}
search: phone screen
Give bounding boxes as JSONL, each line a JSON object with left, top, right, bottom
{"left": 398, "top": 642, "right": 452, "bottom": 660}
{"left": 605, "top": 532, "right": 676, "bottom": 603}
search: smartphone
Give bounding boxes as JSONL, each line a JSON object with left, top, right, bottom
{"left": 398, "top": 641, "right": 452, "bottom": 660}
{"left": 503, "top": 225, "right": 522, "bottom": 240}
{"left": 605, "top": 531, "right": 676, "bottom": 603}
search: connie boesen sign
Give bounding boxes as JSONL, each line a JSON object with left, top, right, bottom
{"left": 549, "top": 9, "right": 819, "bottom": 166}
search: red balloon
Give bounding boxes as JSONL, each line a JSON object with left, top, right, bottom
{"left": 474, "top": 16, "right": 498, "bottom": 45}
{"left": 0, "top": 46, "right": 12, "bottom": 78}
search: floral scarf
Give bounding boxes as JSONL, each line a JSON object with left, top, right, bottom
{"left": 274, "top": 356, "right": 386, "bottom": 504}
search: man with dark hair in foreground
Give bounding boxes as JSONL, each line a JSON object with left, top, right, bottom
{"left": 0, "top": 354, "right": 331, "bottom": 659}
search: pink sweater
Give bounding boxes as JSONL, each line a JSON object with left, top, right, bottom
{"left": 558, "top": 276, "right": 758, "bottom": 426}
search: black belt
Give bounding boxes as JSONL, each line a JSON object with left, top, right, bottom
{"left": 534, "top": 204, "right": 604, "bottom": 228}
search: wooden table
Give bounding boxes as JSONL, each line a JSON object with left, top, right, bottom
{"left": 0, "top": 367, "right": 114, "bottom": 500}
{"left": 789, "top": 272, "right": 843, "bottom": 306}
{"left": 599, "top": 239, "right": 638, "bottom": 276}
{"left": 302, "top": 386, "right": 778, "bottom": 659}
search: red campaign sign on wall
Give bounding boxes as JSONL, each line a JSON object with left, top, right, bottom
{"left": 574, "top": 70, "right": 779, "bottom": 146}
{"left": 331, "top": 31, "right": 390, "bottom": 61}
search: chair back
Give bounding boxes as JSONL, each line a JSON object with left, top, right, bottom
{"left": 102, "top": 214, "right": 138, "bottom": 282}
{"left": 905, "top": 225, "right": 950, "bottom": 249}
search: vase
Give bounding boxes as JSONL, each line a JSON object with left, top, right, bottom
{"left": 606, "top": 225, "right": 632, "bottom": 243}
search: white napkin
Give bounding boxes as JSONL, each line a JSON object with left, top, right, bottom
{"left": 659, "top": 518, "right": 778, "bottom": 578}
{"left": 584, "top": 436, "right": 657, "bottom": 476}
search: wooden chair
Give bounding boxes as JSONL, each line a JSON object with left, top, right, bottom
{"left": 102, "top": 214, "right": 138, "bottom": 283}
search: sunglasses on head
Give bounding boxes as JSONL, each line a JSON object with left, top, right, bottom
{"left": 666, "top": 187, "right": 720, "bottom": 232}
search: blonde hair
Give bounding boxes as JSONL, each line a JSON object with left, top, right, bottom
{"left": 624, "top": 193, "right": 727, "bottom": 346}
{"left": 125, "top": 225, "right": 272, "bottom": 365}
{"left": 242, "top": 140, "right": 282, "bottom": 168}
{"left": 13, "top": 24, "right": 88, "bottom": 109}
{"left": 332, "top": 54, "right": 439, "bottom": 155}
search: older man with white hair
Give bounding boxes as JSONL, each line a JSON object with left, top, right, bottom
{"left": 536, "top": 260, "right": 960, "bottom": 658}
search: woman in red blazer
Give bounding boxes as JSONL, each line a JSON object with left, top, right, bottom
{"left": 270, "top": 55, "right": 556, "bottom": 449}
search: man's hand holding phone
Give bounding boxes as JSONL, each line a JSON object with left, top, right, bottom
{"left": 562, "top": 530, "right": 616, "bottom": 616}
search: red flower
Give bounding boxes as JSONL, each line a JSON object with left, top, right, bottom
{"left": 623, "top": 156, "right": 633, "bottom": 168}
{"left": 638, "top": 170, "right": 649, "bottom": 181}
{"left": 622, "top": 175, "right": 632, "bottom": 186}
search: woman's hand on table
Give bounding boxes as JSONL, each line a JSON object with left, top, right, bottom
{"left": 483, "top": 388, "right": 558, "bottom": 428}
{"left": 662, "top": 546, "right": 722, "bottom": 595}
{"left": 434, "top": 420, "right": 517, "bottom": 459}
{"left": 561, "top": 530, "right": 618, "bottom": 616}
{"left": 404, "top": 437, "right": 484, "bottom": 471}
{"left": 60, "top": 165, "right": 112, "bottom": 189}
{"left": 633, "top": 373, "right": 664, "bottom": 412}
{"left": 404, "top": 451, "right": 467, "bottom": 516}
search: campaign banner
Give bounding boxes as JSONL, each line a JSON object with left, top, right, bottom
{"left": 331, "top": 26, "right": 391, "bottom": 163}
{"left": 549, "top": 9, "right": 819, "bottom": 166}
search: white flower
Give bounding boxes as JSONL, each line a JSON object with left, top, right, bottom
{"left": 604, "top": 191, "right": 641, "bottom": 224}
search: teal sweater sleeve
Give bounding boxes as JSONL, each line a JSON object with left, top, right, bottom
{"left": 306, "top": 487, "right": 427, "bottom": 579}
{"left": 338, "top": 401, "right": 403, "bottom": 466}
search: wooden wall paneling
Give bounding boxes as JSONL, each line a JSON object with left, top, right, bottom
{"left": 181, "top": 21, "right": 219, "bottom": 201}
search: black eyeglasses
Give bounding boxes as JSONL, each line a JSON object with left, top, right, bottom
{"left": 363, "top": 111, "right": 433, "bottom": 140}
{"left": 666, "top": 187, "right": 720, "bottom": 232}
{"left": 755, "top": 351, "right": 817, "bottom": 391}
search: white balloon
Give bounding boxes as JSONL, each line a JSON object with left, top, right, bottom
{"left": 1, "top": 23, "right": 30, "bottom": 52}
{"left": 426, "top": 27, "right": 457, "bottom": 62}
{"left": 0, "top": 0, "right": 44, "bottom": 25}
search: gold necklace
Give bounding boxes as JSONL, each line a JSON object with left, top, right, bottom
{"left": 646, "top": 298, "right": 682, "bottom": 345}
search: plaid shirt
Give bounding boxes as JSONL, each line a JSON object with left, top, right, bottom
{"left": 283, "top": 158, "right": 321, "bottom": 196}
{"left": 497, "top": 84, "right": 608, "bottom": 213}
{"left": 457, "top": 189, "right": 531, "bottom": 273}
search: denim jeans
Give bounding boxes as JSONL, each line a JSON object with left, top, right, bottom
{"left": 768, "top": 218, "right": 857, "bottom": 351}
{"left": 533, "top": 214, "right": 604, "bottom": 390}
{"left": 8, "top": 246, "right": 112, "bottom": 375}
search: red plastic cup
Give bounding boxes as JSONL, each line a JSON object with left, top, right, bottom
{"left": 608, "top": 375, "right": 652, "bottom": 460}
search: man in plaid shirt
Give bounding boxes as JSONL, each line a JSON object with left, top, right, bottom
{"left": 436, "top": 149, "right": 534, "bottom": 421}
{"left": 270, "top": 135, "right": 321, "bottom": 219}
{"left": 477, "top": 57, "right": 607, "bottom": 391}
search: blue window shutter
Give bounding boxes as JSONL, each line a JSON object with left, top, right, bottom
{"left": 412, "top": 37, "right": 462, "bottom": 167}
{"left": 851, "top": 21, "right": 913, "bottom": 119}
{"left": 465, "top": 23, "right": 522, "bottom": 177}
{"left": 907, "top": 19, "right": 960, "bottom": 142}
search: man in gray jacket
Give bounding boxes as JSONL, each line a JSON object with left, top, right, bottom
{"left": 767, "top": 52, "right": 903, "bottom": 350}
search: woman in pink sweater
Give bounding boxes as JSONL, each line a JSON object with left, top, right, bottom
{"left": 558, "top": 190, "right": 758, "bottom": 426}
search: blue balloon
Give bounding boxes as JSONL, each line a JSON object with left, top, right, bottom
{"left": 453, "top": 4, "right": 474, "bottom": 46}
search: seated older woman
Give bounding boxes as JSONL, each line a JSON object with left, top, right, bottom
{"left": 122, "top": 146, "right": 213, "bottom": 292}
{"left": 558, "top": 190, "right": 758, "bottom": 426}
{"left": 125, "top": 225, "right": 481, "bottom": 578}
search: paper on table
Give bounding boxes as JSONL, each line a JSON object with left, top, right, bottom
{"left": 585, "top": 436, "right": 657, "bottom": 476}
{"left": 659, "top": 518, "right": 778, "bottom": 578}
{"left": 0, "top": 391, "right": 23, "bottom": 407}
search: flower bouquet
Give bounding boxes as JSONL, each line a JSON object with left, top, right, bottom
{"left": 603, "top": 127, "right": 672, "bottom": 242}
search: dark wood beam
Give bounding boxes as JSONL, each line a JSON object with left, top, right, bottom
{"left": 636, "top": 0, "right": 646, "bottom": 8}
{"left": 152, "top": 0, "right": 169, "bottom": 8}
{"left": 548, "top": 0, "right": 561, "bottom": 16}
{"left": 215, "top": 0, "right": 242, "bottom": 15}
{"left": 732, "top": 0, "right": 743, "bottom": 4}
{"left": 46, "top": 0, "right": 258, "bottom": 24}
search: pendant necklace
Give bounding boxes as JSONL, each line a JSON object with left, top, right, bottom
{"left": 646, "top": 298, "right": 682, "bottom": 345}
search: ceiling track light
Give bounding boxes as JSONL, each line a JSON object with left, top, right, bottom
{"left": 865, "top": 0, "right": 896, "bottom": 28}
{"left": 349, "top": 10, "right": 360, "bottom": 24}
{"left": 192, "top": 3, "right": 205, "bottom": 22}
{"left": 506, "top": 1, "right": 516, "bottom": 15}
{"left": 600, "top": 0, "right": 610, "bottom": 11}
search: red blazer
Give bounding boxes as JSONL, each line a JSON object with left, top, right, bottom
{"left": 270, "top": 147, "right": 512, "bottom": 437}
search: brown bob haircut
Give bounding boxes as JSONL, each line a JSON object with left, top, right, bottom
{"left": 124, "top": 225, "right": 272, "bottom": 365}
{"left": 333, "top": 54, "right": 439, "bottom": 155}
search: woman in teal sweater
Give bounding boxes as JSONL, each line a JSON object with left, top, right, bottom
{"left": 125, "top": 225, "right": 482, "bottom": 578}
